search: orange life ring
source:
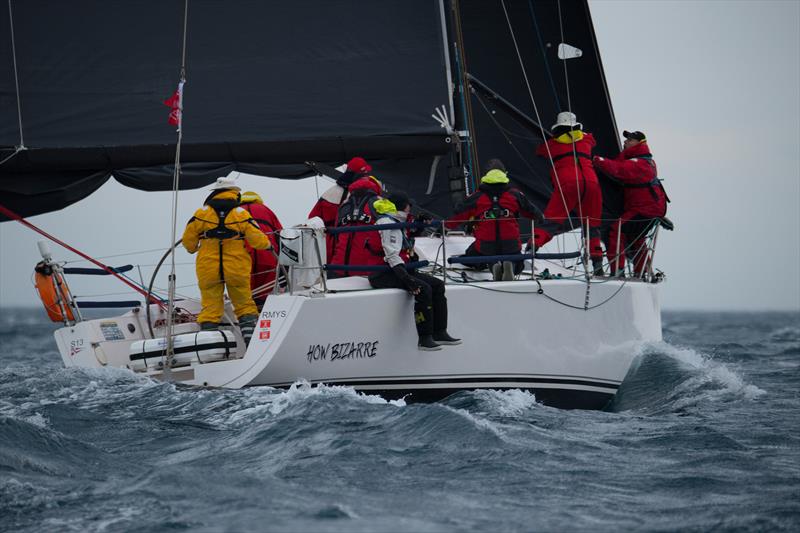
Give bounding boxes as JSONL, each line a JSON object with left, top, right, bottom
{"left": 34, "top": 264, "right": 75, "bottom": 323}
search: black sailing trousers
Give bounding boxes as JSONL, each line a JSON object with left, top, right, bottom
{"left": 368, "top": 270, "right": 448, "bottom": 337}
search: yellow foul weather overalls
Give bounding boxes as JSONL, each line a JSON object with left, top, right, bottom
{"left": 182, "top": 189, "right": 272, "bottom": 327}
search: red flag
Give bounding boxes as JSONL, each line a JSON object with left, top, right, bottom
{"left": 163, "top": 81, "right": 184, "bottom": 128}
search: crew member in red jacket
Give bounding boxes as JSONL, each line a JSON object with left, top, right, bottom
{"left": 308, "top": 156, "right": 372, "bottom": 262}
{"left": 328, "top": 176, "right": 385, "bottom": 277}
{"left": 593, "top": 130, "right": 668, "bottom": 278}
{"left": 533, "top": 112, "right": 604, "bottom": 275}
{"left": 446, "top": 159, "right": 542, "bottom": 281}
{"left": 240, "top": 191, "right": 283, "bottom": 305}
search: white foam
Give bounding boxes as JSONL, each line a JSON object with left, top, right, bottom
{"left": 653, "top": 341, "right": 766, "bottom": 402}
{"left": 472, "top": 388, "right": 540, "bottom": 416}
{"left": 214, "top": 381, "right": 405, "bottom": 427}
{"left": 769, "top": 325, "right": 800, "bottom": 342}
{"left": 442, "top": 405, "right": 505, "bottom": 436}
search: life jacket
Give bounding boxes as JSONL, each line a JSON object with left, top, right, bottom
{"left": 197, "top": 196, "right": 245, "bottom": 283}
{"left": 466, "top": 182, "right": 526, "bottom": 255}
{"left": 329, "top": 178, "right": 385, "bottom": 276}
{"left": 201, "top": 198, "right": 246, "bottom": 241}
{"left": 618, "top": 154, "right": 671, "bottom": 204}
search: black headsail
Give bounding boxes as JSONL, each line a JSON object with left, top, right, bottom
{"left": 0, "top": 0, "right": 455, "bottom": 220}
{"left": 450, "top": 0, "right": 622, "bottom": 218}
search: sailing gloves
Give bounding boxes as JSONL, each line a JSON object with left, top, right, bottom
{"left": 392, "top": 265, "right": 423, "bottom": 295}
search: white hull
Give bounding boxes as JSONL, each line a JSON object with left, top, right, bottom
{"left": 55, "top": 275, "right": 661, "bottom": 410}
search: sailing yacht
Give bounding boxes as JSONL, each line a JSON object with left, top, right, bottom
{"left": 1, "top": 1, "right": 667, "bottom": 409}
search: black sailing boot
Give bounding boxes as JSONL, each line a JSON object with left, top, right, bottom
{"left": 238, "top": 314, "right": 258, "bottom": 347}
{"left": 592, "top": 259, "right": 605, "bottom": 277}
{"left": 199, "top": 322, "right": 219, "bottom": 331}
{"left": 418, "top": 335, "right": 442, "bottom": 351}
{"left": 433, "top": 331, "right": 462, "bottom": 345}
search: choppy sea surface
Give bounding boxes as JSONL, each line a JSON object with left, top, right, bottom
{"left": 1, "top": 308, "right": 798, "bottom": 532}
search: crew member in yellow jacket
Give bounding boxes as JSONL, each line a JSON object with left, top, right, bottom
{"left": 182, "top": 177, "right": 272, "bottom": 344}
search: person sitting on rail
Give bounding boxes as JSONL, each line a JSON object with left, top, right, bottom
{"left": 239, "top": 191, "right": 283, "bottom": 306}
{"left": 446, "top": 159, "right": 542, "bottom": 281}
{"left": 533, "top": 112, "right": 604, "bottom": 276}
{"left": 369, "top": 191, "right": 460, "bottom": 351}
{"left": 593, "top": 130, "right": 669, "bottom": 278}
{"left": 309, "top": 156, "right": 372, "bottom": 262}
{"left": 327, "top": 175, "right": 385, "bottom": 278}
{"left": 182, "top": 177, "right": 272, "bottom": 346}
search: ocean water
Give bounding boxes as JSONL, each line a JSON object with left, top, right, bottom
{"left": 1, "top": 309, "right": 798, "bottom": 532}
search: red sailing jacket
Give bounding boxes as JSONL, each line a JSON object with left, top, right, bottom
{"left": 446, "top": 181, "right": 542, "bottom": 255}
{"left": 593, "top": 141, "right": 667, "bottom": 218}
{"left": 241, "top": 200, "right": 283, "bottom": 279}
{"left": 536, "top": 132, "right": 600, "bottom": 192}
{"left": 308, "top": 183, "right": 348, "bottom": 261}
{"left": 329, "top": 177, "right": 385, "bottom": 276}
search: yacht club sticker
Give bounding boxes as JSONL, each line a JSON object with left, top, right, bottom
{"left": 258, "top": 319, "right": 271, "bottom": 341}
{"left": 258, "top": 309, "right": 287, "bottom": 342}
{"left": 307, "top": 341, "right": 379, "bottom": 363}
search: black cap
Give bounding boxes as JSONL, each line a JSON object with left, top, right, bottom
{"left": 387, "top": 190, "right": 412, "bottom": 211}
{"left": 623, "top": 130, "right": 646, "bottom": 141}
{"left": 485, "top": 158, "right": 506, "bottom": 172}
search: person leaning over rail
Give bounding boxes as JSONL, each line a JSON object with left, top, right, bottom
{"left": 182, "top": 177, "right": 272, "bottom": 346}
{"left": 593, "top": 130, "right": 669, "bottom": 278}
{"left": 533, "top": 111, "right": 605, "bottom": 276}
{"left": 369, "top": 191, "right": 460, "bottom": 351}
{"left": 240, "top": 190, "right": 283, "bottom": 307}
{"left": 446, "top": 159, "right": 542, "bottom": 281}
{"left": 309, "top": 156, "right": 372, "bottom": 262}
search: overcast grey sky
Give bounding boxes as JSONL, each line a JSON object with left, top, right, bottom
{"left": 1, "top": 0, "right": 798, "bottom": 310}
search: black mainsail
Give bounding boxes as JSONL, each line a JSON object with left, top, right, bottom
{"left": 1, "top": 0, "right": 620, "bottom": 221}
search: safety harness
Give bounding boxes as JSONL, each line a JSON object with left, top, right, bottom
{"left": 551, "top": 151, "right": 592, "bottom": 163}
{"left": 337, "top": 192, "right": 379, "bottom": 266}
{"left": 482, "top": 194, "right": 512, "bottom": 247}
{"left": 194, "top": 198, "right": 250, "bottom": 283}
{"left": 620, "top": 154, "right": 670, "bottom": 203}
{"left": 551, "top": 151, "right": 591, "bottom": 201}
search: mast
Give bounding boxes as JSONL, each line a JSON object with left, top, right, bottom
{"left": 448, "top": 0, "right": 480, "bottom": 196}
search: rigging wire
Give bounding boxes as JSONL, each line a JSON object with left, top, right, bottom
{"left": 1, "top": 0, "right": 27, "bottom": 167}
{"left": 555, "top": 0, "right": 587, "bottom": 277}
{"left": 7, "top": 0, "right": 24, "bottom": 149}
{"left": 526, "top": 0, "right": 561, "bottom": 111}
{"left": 165, "top": 0, "right": 190, "bottom": 365}
{"left": 499, "top": 0, "right": 574, "bottom": 236}
{"left": 451, "top": 0, "right": 479, "bottom": 191}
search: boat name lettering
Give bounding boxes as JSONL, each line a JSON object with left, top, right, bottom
{"left": 261, "top": 310, "right": 287, "bottom": 319}
{"left": 307, "top": 341, "right": 379, "bottom": 363}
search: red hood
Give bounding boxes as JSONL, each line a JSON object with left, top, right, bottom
{"left": 348, "top": 176, "right": 382, "bottom": 196}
